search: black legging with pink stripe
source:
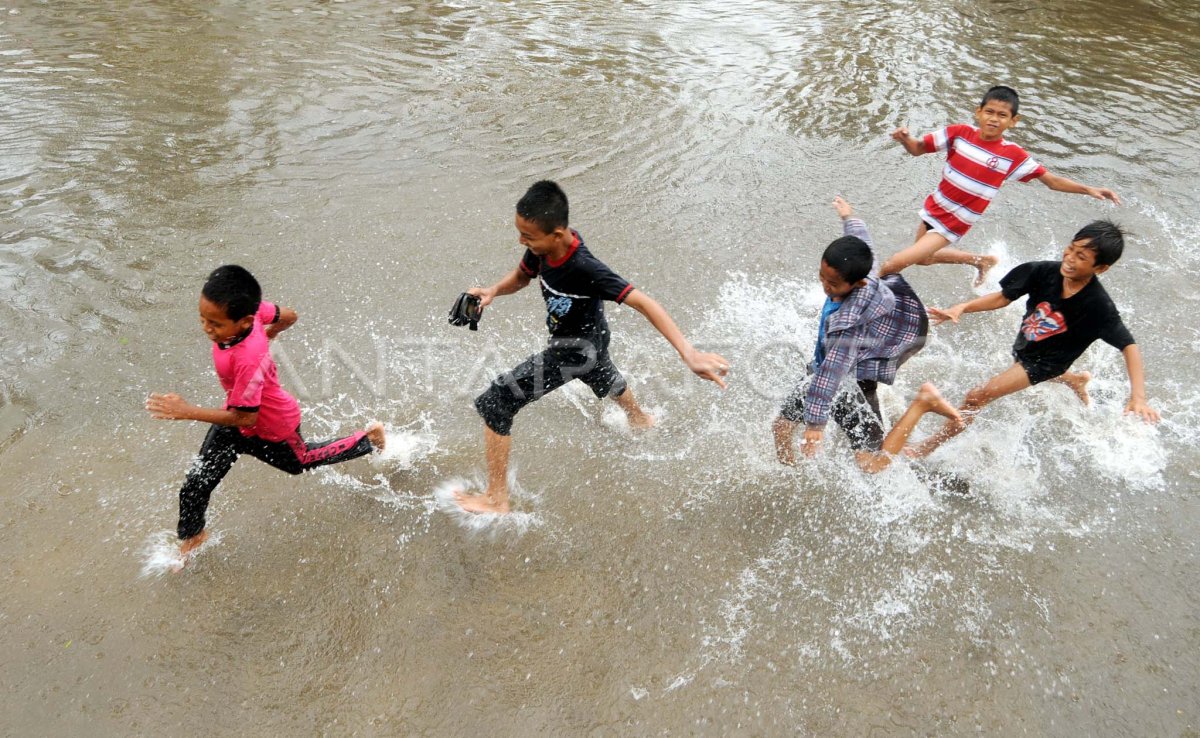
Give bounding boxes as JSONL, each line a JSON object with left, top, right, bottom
{"left": 177, "top": 423, "right": 372, "bottom": 539}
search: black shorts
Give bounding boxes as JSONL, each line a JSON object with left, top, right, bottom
{"left": 1013, "top": 351, "right": 1067, "bottom": 385}
{"left": 779, "top": 379, "right": 885, "bottom": 452}
{"left": 475, "top": 332, "right": 627, "bottom": 436}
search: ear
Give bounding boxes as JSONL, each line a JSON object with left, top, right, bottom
{"left": 1010, "top": 113, "right": 1021, "bottom": 127}
{"left": 853, "top": 278, "right": 869, "bottom": 289}
{"left": 236, "top": 313, "right": 256, "bottom": 331}
{"left": 1094, "top": 263, "right": 1110, "bottom": 275}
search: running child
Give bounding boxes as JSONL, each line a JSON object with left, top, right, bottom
{"left": 454, "top": 180, "right": 730, "bottom": 514}
{"left": 774, "top": 197, "right": 958, "bottom": 473}
{"left": 881, "top": 85, "right": 1121, "bottom": 285}
{"left": 907, "top": 220, "right": 1160, "bottom": 459}
{"left": 146, "top": 265, "right": 385, "bottom": 563}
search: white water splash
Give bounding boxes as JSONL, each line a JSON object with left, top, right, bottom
{"left": 139, "top": 529, "right": 223, "bottom": 578}
{"left": 431, "top": 475, "right": 543, "bottom": 538}
{"left": 369, "top": 427, "right": 439, "bottom": 470}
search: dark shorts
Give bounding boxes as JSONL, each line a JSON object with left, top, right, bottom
{"left": 779, "top": 379, "right": 885, "bottom": 452}
{"left": 1013, "top": 351, "right": 1068, "bottom": 385}
{"left": 475, "top": 332, "right": 627, "bottom": 436}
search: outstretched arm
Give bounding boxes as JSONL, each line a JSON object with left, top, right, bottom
{"left": 468, "top": 267, "right": 531, "bottom": 308}
{"left": 621, "top": 289, "right": 729, "bottom": 388}
{"left": 890, "top": 127, "right": 927, "bottom": 156}
{"left": 264, "top": 306, "right": 298, "bottom": 340}
{"left": 928, "top": 291, "right": 1013, "bottom": 325}
{"left": 146, "top": 393, "right": 258, "bottom": 427}
{"left": 1037, "top": 172, "right": 1121, "bottom": 205}
{"left": 1120, "top": 344, "right": 1160, "bottom": 422}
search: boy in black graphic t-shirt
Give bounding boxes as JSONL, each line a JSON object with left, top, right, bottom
{"left": 909, "top": 219, "right": 1160, "bottom": 459}
{"left": 455, "top": 180, "right": 730, "bottom": 514}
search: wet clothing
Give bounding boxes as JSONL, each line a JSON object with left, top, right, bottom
{"left": 780, "top": 379, "right": 885, "bottom": 452}
{"left": 475, "top": 331, "right": 627, "bottom": 436}
{"left": 518, "top": 230, "right": 635, "bottom": 337}
{"left": 919, "top": 124, "right": 1046, "bottom": 243}
{"left": 476, "top": 230, "right": 632, "bottom": 436}
{"left": 792, "top": 218, "right": 929, "bottom": 429}
{"left": 213, "top": 301, "right": 301, "bottom": 442}
{"left": 1000, "top": 261, "right": 1135, "bottom": 384}
{"left": 177, "top": 423, "right": 372, "bottom": 540}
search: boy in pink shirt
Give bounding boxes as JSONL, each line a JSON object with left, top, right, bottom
{"left": 881, "top": 86, "right": 1120, "bottom": 286}
{"left": 147, "top": 265, "right": 384, "bottom": 564}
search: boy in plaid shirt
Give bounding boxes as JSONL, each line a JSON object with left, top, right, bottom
{"left": 773, "top": 198, "right": 960, "bottom": 472}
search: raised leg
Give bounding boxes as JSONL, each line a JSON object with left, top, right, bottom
{"left": 906, "top": 363, "right": 1032, "bottom": 459}
{"left": 855, "top": 383, "right": 961, "bottom": 473}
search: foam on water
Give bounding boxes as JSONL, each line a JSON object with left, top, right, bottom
{"left": 139, "top": 529, "right": 223, "bottom": 578}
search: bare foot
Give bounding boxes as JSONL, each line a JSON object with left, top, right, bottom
{"left": 175, "top": 529, "right": 209, "bottom": 572}
{"left": 776, "top": 448, "right": 797, "bottom": 466}
{"left": 1059, "top": 371, "right": 1091, "bottom": 406}
{"left": 627, "top": 410, "right": 656, "bottom": 431}
{"left": 915, "top": 382, "right": 962, "bottom": 423}
{"left": 454, "top": 488, "right": 511, "bottom": 514}
{"left": 973, "top": 255, "right": 999, "bottom": 287}
{"left": 366, "top": 422, "right": 386, "bottom": 450}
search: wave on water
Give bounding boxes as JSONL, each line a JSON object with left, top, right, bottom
{"left": 431, "top": 475, "right": 543, "bottom": 538}
{"left": 139, "top": 529, "right": 223, "bottom": 578}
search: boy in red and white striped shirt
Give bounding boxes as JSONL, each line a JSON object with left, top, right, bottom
{"left": 880, "top": 86, "right": 1120, "bottom": 286}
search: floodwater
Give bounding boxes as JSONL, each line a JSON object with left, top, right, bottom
{"left": 2, "top": 0, "right": 1198, "bottom": 734}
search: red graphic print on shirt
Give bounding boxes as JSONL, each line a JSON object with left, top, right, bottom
{"left": 1021, "top": 301, "right": 1068, "bottom": 342}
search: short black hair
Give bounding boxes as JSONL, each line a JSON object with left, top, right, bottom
{"left": 516, "top": 180, "right": 569, "bottom": 233}
{"left": 822, "top": 236, "right": 873, "bottom": 283}
{"left": 202, "top": 265, "right": 261, "bottom": 321}
{"left": 980, "top": 85, "right": 1020, "bottom": 116}
{"left": 1072, "top": 220, "right": 1126, "bottom": 267}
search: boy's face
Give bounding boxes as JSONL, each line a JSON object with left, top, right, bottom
{"left": 974, "top": 99, "right": 1019, "bottom": 141}
{"left": 199, "top": 295, "right": 254, "bottom": 344}
{"left": 819, "top": 260, "right": 863, "bottom": 301}
{"left": 1060, "top": 238, "right": 1109, "bottom": 282}
{"left": 515, "top": 214, "right": 571, "bottom": 256}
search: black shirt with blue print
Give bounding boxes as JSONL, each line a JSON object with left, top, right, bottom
{"left": 519, "top": 230, "right": 634, "bottom": 338}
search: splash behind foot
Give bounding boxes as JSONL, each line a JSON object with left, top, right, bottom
{"left": 432, "top": 478, "right": 542, "bottom": 538}
{"left": 140, "top": 529, "right": 221, "bottom": 577}
{"left": 973, "top": 254, "right": 999, "bottom": 287}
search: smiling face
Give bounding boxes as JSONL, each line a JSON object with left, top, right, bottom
{"left": 974, "top": 99, "right": 1019, "bottom": 141}
{"left": 1060, "top": 238, "right": 1109, "bottom": 284}
{"left": 199, "top": 295, "right": 254, "bottom": 344}
{"left": 515, "top": 213, "right": 572, "bottom": 257}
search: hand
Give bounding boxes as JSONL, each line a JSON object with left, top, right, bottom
{"left": 801, "top": 427, "right": 823, "bottom": 458}
{"left": 146, "top": 392, "right": 193, "bottom": 420}
{"left": 1124, "top": 397, "right": 1160, "bottom": 423}
{"left": 467, "top": 286, "right": 496, "bottom": 309}
{"left": 685, "top": 351, "right": 730, "bottom": 389}
{"left": 1087, "top": 187, "right": 1121, "bottom": 205}
{"left": 928, "top": 305, "right": 964, "bottom": 325}
{"left": 832, "top": 196, "right": 853, "bottom": 220}
{"left": 890, "top": 127, "right": 911, "bottom": 142}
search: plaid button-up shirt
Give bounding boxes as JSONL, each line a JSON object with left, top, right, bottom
{"left": 804, "top": 219, "right": 927, "bottom": 427}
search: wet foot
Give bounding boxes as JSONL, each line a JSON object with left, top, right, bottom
{"left": 454, "top": 488, "right": 511, "bottom": 515}
{"left": 175, "top": 529, "right": 209, "bottom": 572}
{"left": 627, "top": 410, "right": 657, "bottom": 431}
{"left": 973, "top": 255, "right": 999, "bottom": 287}
{"left": 1060, "top": 371, "right": 1091, "bottom": 406}
{"left": 915, "top": 382, "right": 962, "bottom": 422}
{"left": 366, "top": 422, "right": 386, "bottom": 450}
